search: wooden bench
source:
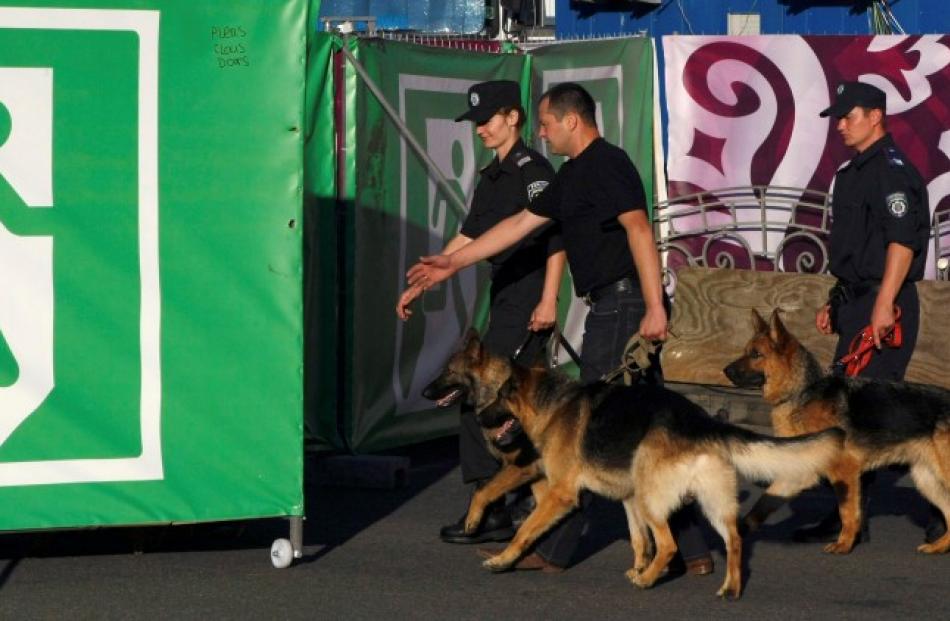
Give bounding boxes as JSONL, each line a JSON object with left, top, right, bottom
{"left": 661, "top": 267, "right": 950, "bottom": 425}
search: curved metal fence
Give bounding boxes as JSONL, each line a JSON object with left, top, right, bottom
{"left": 654, "top": 185, "right": 950, "bottom": 289}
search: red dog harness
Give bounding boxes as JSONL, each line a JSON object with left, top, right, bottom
{"left": 834, "top": 306, "right": 903, "bottom": 377}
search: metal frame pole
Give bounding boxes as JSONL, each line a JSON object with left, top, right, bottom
{"left": 338, "top": 42, "right": 469, "bottom": 220}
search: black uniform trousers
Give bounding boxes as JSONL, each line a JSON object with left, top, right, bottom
{"left": 819, "top": 281, "right": 922, "bottom": 532}
{"left": 458, "top": 269, "right": 547, "bottom": 484}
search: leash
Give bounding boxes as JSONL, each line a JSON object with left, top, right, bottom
{"left": 601, "top": 327, "right": 678, "bottom": 385}
{"left": 831, "top": 306, "right": 902, "bottom": 377}
{"left": 510, "top": 324, "right": 582, "bottom": 368}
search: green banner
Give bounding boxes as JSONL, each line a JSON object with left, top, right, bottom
{"left": 347, "top": 39, "right": 525, "bottom": 452}
{"left": 0, "top": 0, "right": 305, "bottom": 530}
{"left": 528, "top": 38, "right": 656, "bottom": 373}
{"left": 328, "top": 37, "right": 658, "bottom": 452}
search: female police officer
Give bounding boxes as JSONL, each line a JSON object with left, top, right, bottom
{"left": 396, "top": 80, "right": 566, "bottom": 546}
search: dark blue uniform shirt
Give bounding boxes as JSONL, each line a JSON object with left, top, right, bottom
{"left": 460, "top": 138, "right": 561, "bottom": 282}
{"left": 829, "top": 134, "right": 930, "bottom": 285}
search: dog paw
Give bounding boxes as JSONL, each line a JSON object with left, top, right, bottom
{"left": 717, "top": 583, "right": 742, "bottom": 600}
{"left": 916, "top": 542, "right": 949, "bottom": 554}
{"left": 482, "top": 556, "right": 513, "bottom": 572}
{"left": 822, "top": 541, "right": 854, "bottom": 555}
{"left": 626, "top": 569, "right": 656, "bottom": 589}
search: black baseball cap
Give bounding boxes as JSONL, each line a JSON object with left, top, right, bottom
{"left": 819, "top": 81, "right": 887, "bottom": 118}
{"left": 455, "top": 80, "right": 521, "bottom": 125}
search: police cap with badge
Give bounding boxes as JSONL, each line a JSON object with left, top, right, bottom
{"left": 456, "top": 80, "right": 521, "bottom": 125}
{"left": 820, "top": 81, "right": 886, "bottom": 118}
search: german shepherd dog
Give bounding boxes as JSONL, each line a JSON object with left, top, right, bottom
{"left": 422, "top": 331, "right": 547, "bottom": 538}
{"left": 724, "top": 309, "right": 950, "bottom": 555}
{"left": 426, "top": 331, "right": 844, "bottom": 599}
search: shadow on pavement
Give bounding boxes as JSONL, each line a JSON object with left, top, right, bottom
{"left": 0, "top": 434, "right": 460, "bottom": 574}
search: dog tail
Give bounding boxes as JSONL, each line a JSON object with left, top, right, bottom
{"left": 726, "top": 426, "right": 845, "bottom": 484}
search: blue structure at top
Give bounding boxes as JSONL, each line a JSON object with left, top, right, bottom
{"left": 556, "top": 0, "right": 950, "bottom": 37}
{"left": 319, "top": 0, "right": 486, "bottom": 33}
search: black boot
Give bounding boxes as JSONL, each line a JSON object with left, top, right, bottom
{"left": 508, "top": 490, "right": 536, "bottom": 529}
{"left": 440, "top": 498, "right": 514, "bottom": 544}
{"left": 924, "top": 505, "right": 947, "bottom": 544}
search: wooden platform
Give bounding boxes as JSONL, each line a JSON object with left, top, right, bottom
{"left": 662, "top": 267, "right": 950, "bottom": 390}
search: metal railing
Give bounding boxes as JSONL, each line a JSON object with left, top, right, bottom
{"left": 654, "top": 185, "right": 950, "bottom": 287}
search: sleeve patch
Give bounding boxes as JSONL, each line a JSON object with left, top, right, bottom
{"left": 526, "top": 180, "right": 549, "bottom": 202}
{"left": 886, "top": 192, "right": 909, "bottom": 218}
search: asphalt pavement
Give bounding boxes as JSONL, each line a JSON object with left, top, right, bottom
{"left": 0, "top": 435, "right": 947, "bottom": 621}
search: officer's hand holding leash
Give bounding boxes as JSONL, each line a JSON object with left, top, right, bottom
{"left": 528, "top": 298, "right": 557, "bottom": 332}
{"left": 815, "top": 303, "right": 834, "bottom": 335}
{"left": 869, "top": 300, "right": 897, "bottom": 350}
{"left": 638, "top": 304, "right": 669, "bottom": 343}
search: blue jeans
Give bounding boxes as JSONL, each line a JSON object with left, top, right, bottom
{"left": 580, "top": 286, "right": 664, "bottom": 385}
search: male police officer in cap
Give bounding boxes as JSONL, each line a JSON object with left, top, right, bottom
{"left": 800, "top": 80, "right": 945, "bottom": 544}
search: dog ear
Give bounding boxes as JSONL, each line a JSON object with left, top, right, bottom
{"left": 751, "top": 309, "right": 768, "bottom": 334}
{"left": 462, "top": 328, "right": 482, "bottom": 358}
{"left": 768, "top": 309, "right": 791, "bottom": 348}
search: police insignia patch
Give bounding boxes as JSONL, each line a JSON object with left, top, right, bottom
{"left": 886, "top": 192, "right": 908, "bottom": 218}
{"left": 470, "top": 92, "right": 480, "bottom": 106}
{"left": 526, "top": 180, "right": 549, "bottom": 201}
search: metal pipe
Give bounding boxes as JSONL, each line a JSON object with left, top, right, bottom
{"left": 339, "top": 43, "right": 469, "bottom": 220}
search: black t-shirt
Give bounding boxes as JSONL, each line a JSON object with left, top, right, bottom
{"left": 528, "top": 138, "right": 647, "bottom": 296}
{"left": 460, "top": 139, "right": 562, "bottom": 280}
{"left": 829, "top": 134, "right": 930, "bottom": 285}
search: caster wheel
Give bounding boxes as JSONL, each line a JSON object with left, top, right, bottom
{"left": 271, "top": 538, "right": 294, "bottom": 568}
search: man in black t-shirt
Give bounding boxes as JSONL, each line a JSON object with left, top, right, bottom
{"left": 407, "top": 82, "right": 713, "bottom": 575}
{"left": 409, "top": 83, "right": 667, "bottom": 383}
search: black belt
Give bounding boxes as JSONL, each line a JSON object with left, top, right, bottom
{"left": 828, "top": 280, "right": 880, "bottom": 307}
{"left": 583, "top": 276, "right": 636, "bottom": 306}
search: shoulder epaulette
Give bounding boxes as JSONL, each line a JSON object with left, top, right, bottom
{"left": 885, "top": 147, "right": 906, "bottom": 168}
{"left": 514, "top": 151, "right": 532, "bottom": 168}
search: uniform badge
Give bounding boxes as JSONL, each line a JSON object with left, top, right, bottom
{"left": 516, "top": 155, "right": 532, "bottom": 167}
{"left": 886, "top": 192, "right": 908, "bottom": 218}
{"left": 837, "top": 84, "right": 845, "bottom": 95}
{"left": 470, "top": 92, "right": 480, "bottom": 107}
{"left": 526, "top": 180, "right": 549, "bottom": 201}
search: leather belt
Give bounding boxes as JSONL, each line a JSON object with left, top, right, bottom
{"left": 583, "top": 276, "right": 636, "bottom": 306}
{"left": 829, "top": 280, "right": 880, "bottom": 306}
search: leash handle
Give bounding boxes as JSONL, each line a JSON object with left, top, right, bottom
{"left": 834, "top": 305, "right": 902, "bottom": 377}
{"left": 510, "top": 325, "right": 582, "bottom": 369}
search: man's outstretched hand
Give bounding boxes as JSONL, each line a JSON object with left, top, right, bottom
{"left": 407, "top": 254, "right": 456, "bottom": 290}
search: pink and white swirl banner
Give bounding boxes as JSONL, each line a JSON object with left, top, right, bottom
{"left": 663, "top": 35, "right": 950, "bottom": 278}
